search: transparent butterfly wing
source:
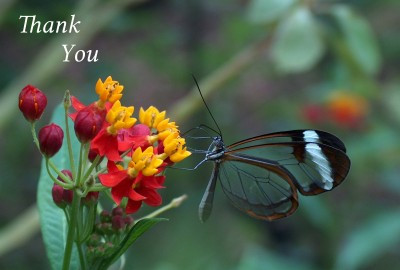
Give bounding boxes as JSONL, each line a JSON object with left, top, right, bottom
{"left": 218, "top": 156, "right": 299, "bottom": 221}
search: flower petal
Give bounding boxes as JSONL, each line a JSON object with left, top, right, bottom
{"left": 110, "top": 178, "right": 131, "bottom": 204}
{"left": 99, "top": 170, "right": 127, "bottom": 187}
{"left": 128, "top": 188, "right": 147, "bottom": 201}
{"left": 126, "top": 199, "right": 142, "bottom": 214}
{"left": 140, "top": 188, "right": 162, "bottom": 206}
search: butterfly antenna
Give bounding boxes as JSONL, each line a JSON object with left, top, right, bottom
{"left": 192, "top": 75, "right": 223, "bottom": 139}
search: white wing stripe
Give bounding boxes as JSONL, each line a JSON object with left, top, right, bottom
{"left": 305, "top": 142, "right": 334, "bottom": 190}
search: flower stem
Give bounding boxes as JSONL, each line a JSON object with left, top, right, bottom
{"left": 82, "top": 155, "right": 101, "bottom": 183}
{"left": 45, "top": 159, "right": 74, "bottom": 189}
{"left": 62, "top": 190, "right": 80, "bottom": 270}
{"left": 77, "top": 241, "right": 86, "bottom": 270}
{"left": 135, "top": 194, "right": 188, "bottom": 223}
{"left": 64, "top": 98, "right": 77, "bottom": 178}
{"left": 77, "top": 143, "right": 85, "bottom": 185}
{"left": 30, "top": 122, "right": 40, "bottom": 149}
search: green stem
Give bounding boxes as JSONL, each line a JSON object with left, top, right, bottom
{"left": 64, "top": 98, "right": 77, "bottom": 178}
{"left": 88, "top": 184, "right": 108, "bottom": 192}
{"left": 82, "top": 155, "right": 101, "bottom": 182}
{"left": 77, "top": 242, "right": 86, "bottom": 270}
{"left": 92, "top": 167, "right": 108, "bottom": 178}
{"left": 31, "top": 122, "right": 40, "bottom": 149}
{"left": 82, "top": 143, "right": 90, "bottom": 172}
{"left": 135, "top": 194, "right": 188, "bottom": 223}
{"left": 77, "top": 143, "right": 85, "bottom": 185}
{"left": 45, "top": 160, "right": 74, "bottom": 189}
{"left": 62, "top": 191, "right": 80, "bottom": 270}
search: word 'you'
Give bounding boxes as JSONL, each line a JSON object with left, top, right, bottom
{"left": 19, "top": 15, "right": 99, "bottom": 63}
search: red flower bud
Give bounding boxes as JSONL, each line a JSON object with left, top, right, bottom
{"left": 52, "top": 184, "right": 65, "bottom": 208}
{"left": 111, "top": 215, "right": 126, "bottom": 230}
{"left": 82, "top": 191, "right": 99, "bottom": 205}
{"left": 74, "top": 108, "right": 105, "bottom": 143}
{"left": 18, "top": 85, "right": 47, "bottom": 122}
{"left": 52, "top": 169, "right": 74, "bottom": 208}
{"left": 39, "top": 123, "right": 64, "bottom": 157}
{"left": 111, "top": 206, "right": 124, "bottom": 216}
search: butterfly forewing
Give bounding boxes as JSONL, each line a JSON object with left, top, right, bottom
{"left": 225, "top": 130, "right": 351, "bottom": 196}
{"left": 218, "top": 155, "right": 299, "bottom": 221}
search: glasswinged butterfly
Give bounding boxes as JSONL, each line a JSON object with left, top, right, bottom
{"left": 186, "top": 77, "right": 351, "bottom": 222}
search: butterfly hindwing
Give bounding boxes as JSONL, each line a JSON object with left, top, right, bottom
{"left": 218, "top": 154, "right": 299, "bottom": 221}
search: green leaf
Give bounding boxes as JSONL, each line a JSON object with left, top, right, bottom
{"left": 37, "top": 104, "right": 80, "bottom": 270}
{"left": 331, "top": 5, "right": 381, "bottom": 75}
{"left": 272, "top": 7, "right": 324, "bottom": 73}
{"left": 100, "top": 218, "right": 167, "bottom": 270}
{"left": 248, "top": 0, "right": 296, "bottom": 24}
{"left": 335, "top": 211, "right": 400, "bottom": 270}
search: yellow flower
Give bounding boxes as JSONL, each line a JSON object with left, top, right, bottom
{"left": 106, "top": 101, "right": 136, "bottom": 135}
{"left": 162, "top": 132, "right": 191, "bottom": 163}
{"left": 157, "top": 119, "right": 178, "bottom": 140}
{"left": 96, "top": 76, "right": 124, "bottom": 108}
{"left": 139, "top": 106, "right": 166, "bottom": 129}
{"left": 128, "top": 146, "right": 163, "bottom": 177}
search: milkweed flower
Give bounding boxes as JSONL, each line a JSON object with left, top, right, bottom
{"left": 95, "top": 76, "right": 124, "bottom": 109}
{"left": 69, "top": 76, "right": 123, "bottom": 120}
{"left": 139, "top": 106, "right": 178, "bottom": 142}
{"left": 99, "top": 159, "right": 165, "bottom": 214}
{"left": 91, "top": 101, "right": 136, "bottom": 161}
{"left": 158, "top": 131, "right": 191, "bottom": 163}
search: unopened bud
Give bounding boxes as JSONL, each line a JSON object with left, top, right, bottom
{"left": 18, "top": 85, "right": 47, "bottom": 122}
{"left": 111, "top": 206, "right": 124, "bottom": 217}
{"left": 82, "top": 191, "right": 99, "bottom": 205}
{"left": 112, "top": 215, "right": 126, "bottom": 231}
{"left": 74, "top": 108, "right": 104, "bottom": 143}
{"left": 39, "top": 123, "right": 64, "bottom": 157}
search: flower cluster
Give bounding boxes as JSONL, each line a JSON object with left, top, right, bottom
{"left": 18, "top": 76, "right": 191, "bottom": 215}
{"left": 18, "top": 77, "right": 191, "bottom": 269}
{"left": 70, "top": 76, "right": 191, "bottom": 213}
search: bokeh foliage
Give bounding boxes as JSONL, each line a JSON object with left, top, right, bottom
{"left": 1, "top": 0, "right": 400, "bottom": 269}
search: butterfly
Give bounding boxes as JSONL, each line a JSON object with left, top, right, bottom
{"left": 187, "top": 77, "right": 351, "bottom": 222}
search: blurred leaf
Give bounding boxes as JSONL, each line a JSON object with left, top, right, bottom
{"left": 37, "top": 104, "right": 79, "bottom": 270}
{"left": 272, "top": 7, "right": 324, "bottom": 73}
{"left": 335, "top": 211, "right": 400, "bottom": 270}
{"left": 382, "top": 83, "right": 400, "bottom": 118}
{"left": 299, "top": 196, "right": 335, "bottom": 231}
{"left": 248, "top": 0, "right": 296, "bottom": 24}
{"left": 237, "top": 245, "right": 316, "bottom": 270}
{"left": 331, "top": 5, "right": 381, "bottom": 75}
{"left": 100, "top": 218, "right": 167, "bottom": 270}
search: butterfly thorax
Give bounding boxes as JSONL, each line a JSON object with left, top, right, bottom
{"left": 205, "top": 136, "right": 225, "bottom": 162}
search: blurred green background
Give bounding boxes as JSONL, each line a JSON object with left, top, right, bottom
{"left": 1, "top": 0, "right": 400, "bottom": 269}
